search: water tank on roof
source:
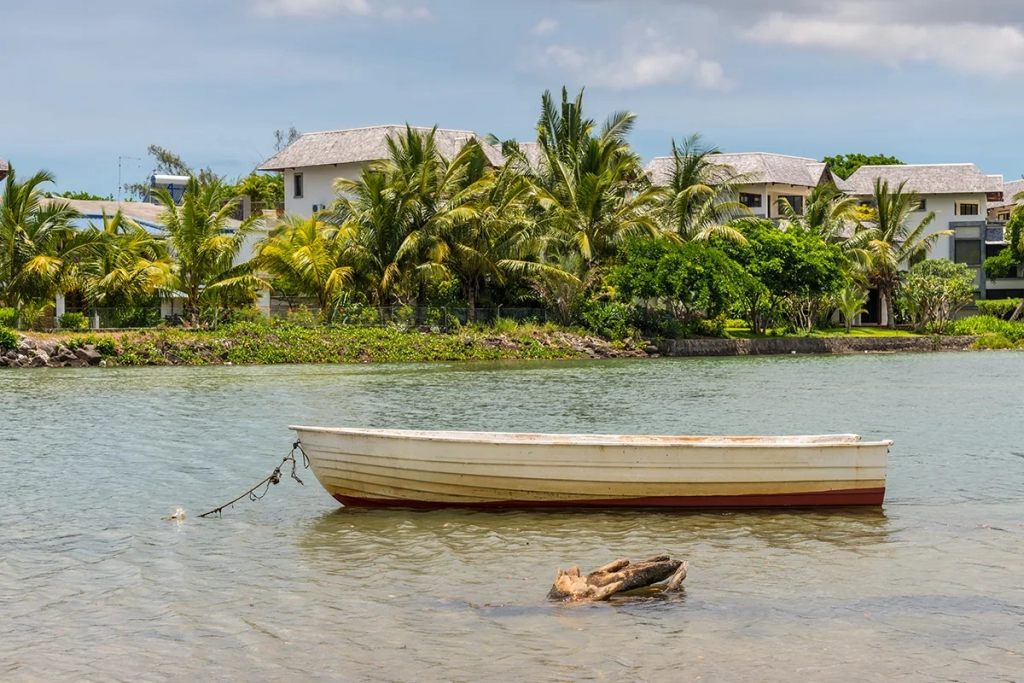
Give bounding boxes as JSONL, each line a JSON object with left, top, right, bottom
{"left": 150, "top": 175, "right": 191, "bottom": 204}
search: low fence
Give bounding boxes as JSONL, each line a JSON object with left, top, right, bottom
{"left": 32, "top": 306, "right": 549, "bottom": 331}
{"left": 269, "top": 305, "right": 549, "bottom": 330}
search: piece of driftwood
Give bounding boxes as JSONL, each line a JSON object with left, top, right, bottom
{"left": 547, "top": 555, "right": 689, "bottom": 601}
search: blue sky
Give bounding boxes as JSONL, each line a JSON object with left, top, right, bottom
{"left": 2, "top": 0, "right": 1023, "bottom": 195}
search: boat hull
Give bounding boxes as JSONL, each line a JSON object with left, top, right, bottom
{"left": 290, "top": 427, "right": 891, "bottom": 510}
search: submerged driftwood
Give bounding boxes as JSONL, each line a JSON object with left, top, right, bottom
{"left": 547, "top": 556, "right": 688, "bottom": 601}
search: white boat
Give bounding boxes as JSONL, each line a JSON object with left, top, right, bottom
{"left": 289, "top": 427, "right": 891, "bottom": 509}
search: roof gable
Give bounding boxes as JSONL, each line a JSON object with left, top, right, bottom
{"left": 259, "top": 125, "right": 502, "bottom": 171}
{"left": 644, "top": 152, "right": 828, "bottom": 188}
{"left": 843, "top": 164, "right": 1002, "bottom": 196}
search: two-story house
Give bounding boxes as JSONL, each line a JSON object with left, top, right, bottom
{"left": 840, "top": 164, "right": 1004, "bottom": 315}
{"left": 258, "top": 125, "right": 502, "bottom": 217}
{"left": 644, "top": 152, "right": 837, "bottom": 219}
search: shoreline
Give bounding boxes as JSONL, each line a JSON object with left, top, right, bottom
{"left": 0, "top": 326, "right": 986, "bottom": 369}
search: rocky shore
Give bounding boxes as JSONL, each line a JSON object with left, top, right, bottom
{"left": 1, "top": 336, "right": 104, "bottom": 368}
{"left": 0, "top": 325, "right": 984, "bottom": 370}
{"left": 0, "top": 327, "right": 653, "bottom": 369}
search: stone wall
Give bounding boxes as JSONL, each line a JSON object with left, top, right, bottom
{"left": 658, "top": 336, "right": 979, "bottom": 357}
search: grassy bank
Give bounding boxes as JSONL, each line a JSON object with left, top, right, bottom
{"left": 15, "top": 322, "right": 648, "bottom": 367}
{"left": 724, "top": 326, "right": 919, "bottom": 340}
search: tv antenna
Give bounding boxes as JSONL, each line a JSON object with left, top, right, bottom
{"left": 118, "top": 156, "right": 141, "bottom": 202}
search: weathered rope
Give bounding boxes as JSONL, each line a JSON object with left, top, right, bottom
{"left": 199, "top": 441, "right": 309, "bottom": 518}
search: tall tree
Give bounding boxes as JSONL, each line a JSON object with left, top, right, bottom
{"left": 846, "top": 179, "right": 948, "bottom": 328}
{"left": 442, "top": 144, "right": 537, "bottom": 321}
{"left": 257, "top": 214, "right": 353, "bottom": 320}
{"left": 0, "top": 167, "right": 93, "bottom": 310}
{"left": 153, "top": 177, "right": 265, "bottom": 322}
{"left": 78, "top": 210, "right": 172, "bottom": 309}
{"left": 657, "top": 134, "right": 752, "bottom": 243}
{"left": 526, "top": 88, "right": 662, "bottom": 275}
{"left": 778, "top": 182, "right": 859, "bottom": 243}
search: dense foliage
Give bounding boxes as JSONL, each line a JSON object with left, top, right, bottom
{"left": 822, "top": 153, "right": 904, "bottom": 180}
{"left": 898, "top": 259, "right": 976, "bottom": 333}
{"left": 976, "top": 298, "right": 1023, "bottom": 320}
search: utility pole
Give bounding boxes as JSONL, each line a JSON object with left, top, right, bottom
{"left": 118, "top": 156, "right": 141, "bottom": 203}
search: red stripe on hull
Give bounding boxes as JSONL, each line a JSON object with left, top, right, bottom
{"left": 332, "top": 487, "right": 885, "bottom": 510}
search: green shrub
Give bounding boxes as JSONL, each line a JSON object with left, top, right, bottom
{"left": 974, "top": 333, "right": 1017, "bottom": 350}
{"left": 492, "top": 317, "right": 519, "bottom": 334}
{"left": 943, "top": 315, "right": 1024, "bottom": 343}
{"left": 576, "top": 301, "right": 633, "bottom": 340}
{"left": 0, "top": 327, "right": 17, "bottom": 350}
{"left": 0, "top": 308, "right": 17, "bottom": 329}
{"left": 94, "top": 338, "right": 118, "bottom": 356}
{"left": 976, "top": 299, "right": 1022, "bottom": 320}
{"left": 58, "top": 312, "right": 89, "bottom": 330}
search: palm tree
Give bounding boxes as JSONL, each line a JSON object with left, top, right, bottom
{"left": 657, "top": 135, "right": 752, "bottom": 243}
{"left": 437, "top": 144, "right": 538, "bottom": 321}
{"left": 527, "top": 88, "right": 662, "bottom": 274}
{"left": 846, "top": 179, "right": 948, "bottom": 328}
{"left": 330, "top": 127, "right": 482, "bottom": 316}
{"left": 153, "top": 177, "right": 265, "bottom": 323}
{"left": 78, "top": 210, "right": 172, "bottom": 310}
{"left": 0, "top": 167, "right": 92, "bottom": 313}
{"left": 779, "top": 182, "right": 859, "bottom": 244}
{"left": 835, "top": 285, "right": 869, "bottom": 333}
{"left": 257, "top": 214, "right": 353, "bottom": 320}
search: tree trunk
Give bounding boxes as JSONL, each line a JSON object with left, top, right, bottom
{"left": 416, "top": 280, "right": 427, "bottom": 325}
{"left": 547, "top": 556, "right": 688, "bottom": 602}
{"left": 885, "top": 288, "right": 896, "bottom": 329}
{"left": 467, "top": 282, "right": 477, "bottom": 324}
{"left": 1011, "top": 297, "right": 1024, "bottom": 322}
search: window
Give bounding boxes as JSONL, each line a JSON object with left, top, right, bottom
{"left": 999, "top": 212, "right": 1011, "bottom": 221}
{"left": 739, "top": 193, "right": 763, "bottom": 208}
{"left": 954, "top": 240, "right": 981, "bottom": 266}
{"left": 956, "top": 202, "right": 979, "bottom": 216}
{"left": 293, "top": 173, "right": 304, "bottom": 199}
{"left": 779, "top": 195, "right": 803, "bottom": 215}
{"left": 914, "top": 199, "right": 927, "bottom": 211}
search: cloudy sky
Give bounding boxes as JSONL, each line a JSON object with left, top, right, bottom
{"left": 2, "top": 0, "right": 1023, "bottom": 195}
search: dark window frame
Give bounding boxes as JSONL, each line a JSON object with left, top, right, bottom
{"left": 739, "top": 192, "right": 763, "bottom": 209}
{"left": 956, "top": 202, "right": 980, "bottom": 216}
{"left": 293, "top": 173, "right": 304, "bottom": 199}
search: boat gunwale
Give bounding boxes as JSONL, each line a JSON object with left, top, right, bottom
{"left": 289, "top": 426, "right": 895, "bottom": 449}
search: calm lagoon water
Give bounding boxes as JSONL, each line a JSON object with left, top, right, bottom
{"left": 1, "top": 353, "right": 1023, "bottom": 682}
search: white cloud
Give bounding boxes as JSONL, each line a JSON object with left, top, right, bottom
{"left": 744, "top": 13, "right": 1024, "bottom": 77}
{"left": 381, "top": 5, "right": 430, "bottom": 20}
{"left": 254, "top": 0, "right": 371, "bottom": 17}
{"left": 254, "top": 0, "right": 428, "bottom": 20}
{"left": 538, "top": 36, "right": 730, "bottom": 90}
{"left": 532, "top": 18, "right": 560, "bottom": 36}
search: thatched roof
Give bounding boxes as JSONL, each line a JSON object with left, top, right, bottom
{"left": 843, "top": 164, "right": 1002, "bottom": 196}
{"left": 0, "top": 157, "right": 8, "bottom": 176}
{"left": 644, "top": 152, "right": 827, "bottom": 188}
{"left": 259, "top": 125, "right": 503, "bottom": 171}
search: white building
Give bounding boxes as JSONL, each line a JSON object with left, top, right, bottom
{"left": 644, "top": 152, "right": 837, "bottom": 219}
{"left": 258, "top": 125, "right": 503, "bottom": 217}
{"left": 840, "top": 164, "right": 1004, "bottom": 315}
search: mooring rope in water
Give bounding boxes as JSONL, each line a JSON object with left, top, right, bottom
{"left": 198, "top": 441, "right": 310, "bottom": 518}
